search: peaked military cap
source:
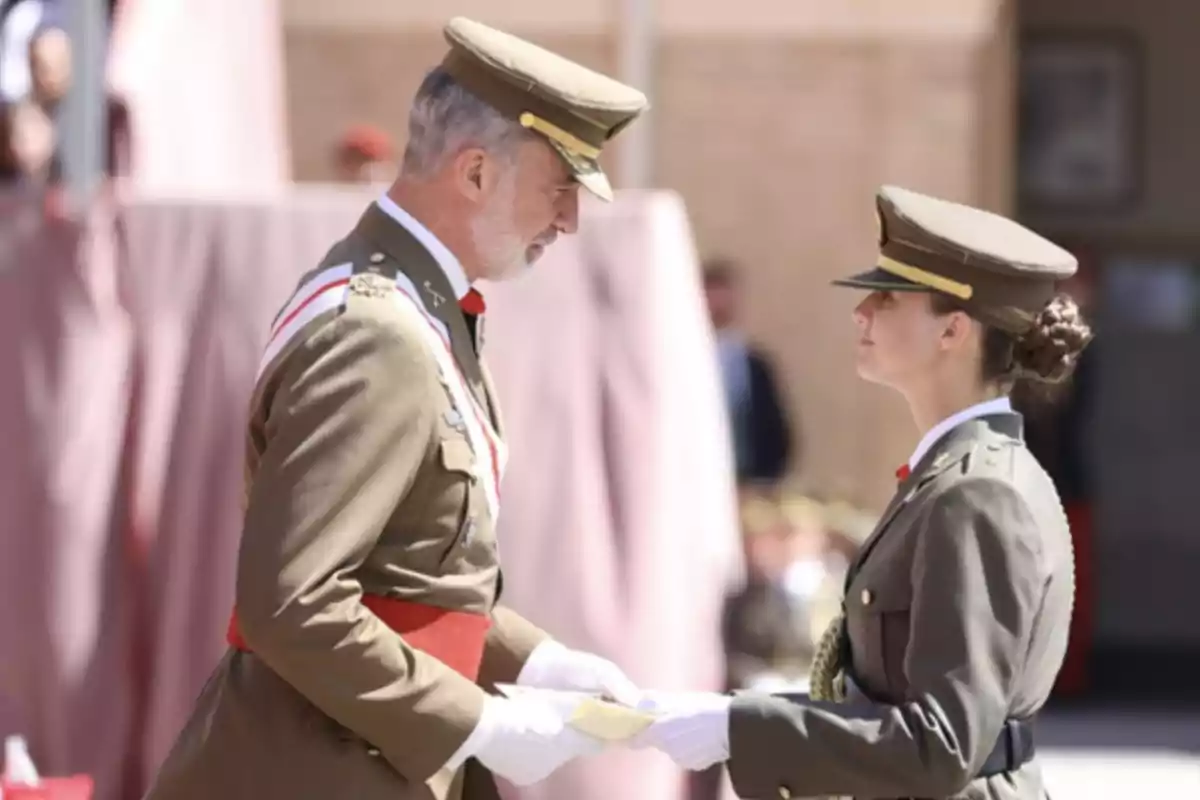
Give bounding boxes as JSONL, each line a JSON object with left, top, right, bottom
{"left": 440, "top": 17, "right": 649, "bottom": 202}
{"left": 834, "top": 185, "right": 1078, "bottom": 334}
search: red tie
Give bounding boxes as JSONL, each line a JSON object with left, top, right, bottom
{"left": 460, "top": 288, "right": 487, "bottom": 316}
{"left": 895, "top": 463, "right": 911, "bottom": 483}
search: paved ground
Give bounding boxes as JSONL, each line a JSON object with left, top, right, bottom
{"left": 1042, "top": 752, "right": 1200, "bottom": 800}
{"left": 1037, "top": 704, "right": 1200, "bottom": 799}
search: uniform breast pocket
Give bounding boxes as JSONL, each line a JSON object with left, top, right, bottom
{"left": 850, "top": 586, "right": 912, "bottom": 700}
{"left": 438, "top": 436, "right": 479, "bottom": 563}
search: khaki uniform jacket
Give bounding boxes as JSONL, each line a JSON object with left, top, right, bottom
{"left": 726, "top": 414, "right": 1074, "bottom": 800}
{"left": 144, "top": 205, "right": 549, "bottom": 800}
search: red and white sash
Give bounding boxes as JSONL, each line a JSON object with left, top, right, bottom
{"left": 257, "top": 262, "right": 354, "bottom": 384}
{"left": 391, "top": 272, "right": 507, "bottom": 522}
{"left": 255, "top": 266, "right": 507, "bottom": 523}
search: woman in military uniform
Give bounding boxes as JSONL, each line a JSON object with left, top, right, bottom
{"left": 635, "top": 185, "right": 1093, "bottom": 800}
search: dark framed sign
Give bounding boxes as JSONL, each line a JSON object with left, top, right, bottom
{"left": 1017, "top": 31, "right": 1144, "bottom": 212}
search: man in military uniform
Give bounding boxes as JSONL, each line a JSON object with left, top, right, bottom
{"left": 144, "top": 17, "right": 648, "bottom": 800}
{"left": 633, "top": 186, "right": 1090, "bottom": 800}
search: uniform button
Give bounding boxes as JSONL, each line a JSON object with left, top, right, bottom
{"left": 366, "top": 747, "right": 381, "bottom": 757}
{"left": 369, "top": 252, "right": 385, "bottom": 264}
{"left": 861, "top": 588, "right": 874, "bottom": 606}
{"left": 777, "top": 785, "right": 791, "bottom": 799}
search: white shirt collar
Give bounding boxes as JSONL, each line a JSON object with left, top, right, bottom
{"left": 374, "top": 194, "right": 471, "bottom": 300}
{"left": 908, "top": 396, "right": 1013, "bottom": 470}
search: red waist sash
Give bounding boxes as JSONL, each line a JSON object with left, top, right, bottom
{"left": 226, "top": 594, "right": 492, "bottom": 681}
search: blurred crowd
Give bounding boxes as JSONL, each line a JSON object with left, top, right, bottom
{"left": 722, "top": 491, "right": 872, "bottom": 694}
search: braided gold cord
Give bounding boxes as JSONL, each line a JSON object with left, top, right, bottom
{"left": 808, "top": 614, "right": 849, "bottom": 800}
{"left": 809, "top": 614, "right": 847, "bottom": 703}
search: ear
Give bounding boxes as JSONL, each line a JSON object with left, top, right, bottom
{"left": 451, "top": 147, "right": 498, "bottom": 203}
{"left": 938, "top": 309, "right": 975, "bottom": 352}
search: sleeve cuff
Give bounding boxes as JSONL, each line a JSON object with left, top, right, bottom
{"left": 444, "top": 696, "right": 500, "bottom": 772}
{"left": 477, "top": 606, "right": 551, "bottom": 690}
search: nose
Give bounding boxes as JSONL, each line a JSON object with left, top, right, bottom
{"left": 852, "top": 295, "right": 873, "bottom": 330}
{"left": 555, "top": 186, "right": 580, "bottom": 235}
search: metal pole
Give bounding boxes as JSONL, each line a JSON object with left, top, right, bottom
{"left": 60, "top": 0, "right": 108, "bottom": 213}
{"left": 615, "top": 0, "right": 655, "bottom": 190}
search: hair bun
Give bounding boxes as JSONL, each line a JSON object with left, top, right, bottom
{"left": 1011, "top": 294, "right": 1093, "bottom": 383}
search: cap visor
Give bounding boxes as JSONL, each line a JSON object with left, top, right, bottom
{"left": 831, "top": 266, "right": 930, "bottom": 292}
{"left": 547, "top": 139, "right": 613, "bottom": 202}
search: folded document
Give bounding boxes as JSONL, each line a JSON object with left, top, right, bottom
{"left": 494, "top": 684, "right": 656, "bottom": 741}
{"left": 494, "top": 685, "right": 733, "bottom": 742}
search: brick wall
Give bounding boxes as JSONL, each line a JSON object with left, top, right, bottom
{"left": 282, "top": 17, "right": 1012, "bottom": 509}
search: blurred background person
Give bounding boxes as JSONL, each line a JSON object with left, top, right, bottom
{"left": 333, "top": 123, "right": 394, "bottom": 184}
{"left": 703, "top": 256, "right": 796, "bottom": 489}
{"left": 2, "top": 8, "right": 68, "bottom": 185}
{"left": 1, "top": 10, "right": 129, "bottom": 195}
{"left": 0, "top": 0, "right": 59, "bottom": 105}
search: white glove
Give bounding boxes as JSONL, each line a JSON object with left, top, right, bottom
{"left": 630, "top": 692, "right": 732, "bottom": 771}
{"left": 517, "top": 640, "right": 640, "bottom": 706}
{"left": 467, "top": 695, "right": 604, "bottom": 786}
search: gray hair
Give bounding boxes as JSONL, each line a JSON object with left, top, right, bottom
{"left": 400, "top": 68, "right": 533, "bottom": 179}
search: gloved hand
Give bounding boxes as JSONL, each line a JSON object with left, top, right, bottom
{"left": 630, "top": 691, "right": 732, "bottom": 771}
{"left": 468, "top": 694, "right": 605, "bottom": 786}
{"left": 517, "top": 640, "right": 640, "bottom": 706}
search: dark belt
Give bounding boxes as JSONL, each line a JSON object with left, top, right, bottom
{"left": 886, "top": 721, "right": 1036, "bottom": 800}
{"left": 976, "top": 718, "right": 1036, "bottom": 778}
{"left": 841, "top": 672, "right": 1035, "bottom": 779}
